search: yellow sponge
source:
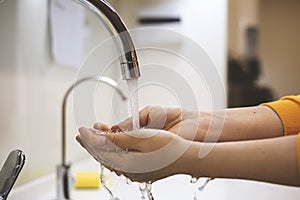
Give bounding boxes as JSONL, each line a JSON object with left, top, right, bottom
{"left": 73, "top": 171, "right": 100, "bottom": 189}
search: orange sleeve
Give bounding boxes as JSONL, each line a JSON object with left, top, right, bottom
{"left": 298, "top": 134, "right": 300, "bottom": 174}
{"left": 261, "top": 95, "right": 300, "bottom": 173}
{"left": 261, "top": 95, "right": 300, "bottom": 136}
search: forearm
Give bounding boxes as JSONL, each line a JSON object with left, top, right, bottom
{"left": 185, "top": 135, "right": 300, "bottom": 186}
{"left": 197, "top": 106, "right": 283, "bottom": 142}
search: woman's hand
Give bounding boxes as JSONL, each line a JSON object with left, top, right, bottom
{"left": 110, "top": 105, "right": 284, "bottom": 143}
{"left": 110, "top": 106, "right": 205, "bottom": 141}
{"left": 76, "top": 124, "right": 192, "bottom": 183}
{"left": 76, "top": 121, "right": 300, "bottom": 186}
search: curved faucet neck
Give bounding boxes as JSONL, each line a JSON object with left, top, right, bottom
{"left": 73, "top": 0, "right": 141, "bottom": 80}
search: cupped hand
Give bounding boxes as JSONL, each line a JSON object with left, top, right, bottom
{"left": 111, "top": 106, "right": 205, "bottom": 141}
{"left": 76, "top": 124, "right": 192, "bottom": 183}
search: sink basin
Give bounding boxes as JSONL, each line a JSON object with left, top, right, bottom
{"left": 9, "top": 157, "right": 300, "bottom": 200}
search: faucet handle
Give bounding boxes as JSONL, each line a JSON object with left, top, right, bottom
{"left": 0, "top": 150, "right": 26, "bottom": 200}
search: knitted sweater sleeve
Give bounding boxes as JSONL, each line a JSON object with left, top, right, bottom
{"left": 261, "top": 95, "right": 300, "bottom": 173}
{"left": 261, "top": 95, "right": 300, "bottom": 135}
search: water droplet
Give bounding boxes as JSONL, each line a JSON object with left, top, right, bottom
{"left": 139, "top": 182, "right": 146, "bottom": 191}
{"left": 139, "top": 182, "right": 154, "bottom": 200}
{"left": 198, "top": 178, "right": 214, "bottom": 191}
{"left": 190, "top": 177, "right": 198, "bottom": 183}
{"left": 100, "top": 165, "right": 119, "bottom": 199}
{"left": 193, "top": 192, "right": 198, "bottom": 200}
{"left": 126, "top": 178, "right": 132, "bottom": 185}
{"left": 146, "top": 183, "right": 152, "bottom": 190}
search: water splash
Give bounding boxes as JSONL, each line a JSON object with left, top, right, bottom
{"left": 193, "top": 192, "right": 198, "bottom": 200}
{"left": 100, "top": 164, "right": 119, "bottom": 200}
{"left": 191, "top": 177, "right": 214, "bottom": 199}
{"left": 139, "top": 182, "right": 154, "bottom": 200}
{"left": 198, "top": 178, "right": 214, "bottom": 191}
{"left": 190, "top": 177, "right": 198, "bottom": 184}
{"left": 126, "top": 178, "right": 132, "bottom": 185}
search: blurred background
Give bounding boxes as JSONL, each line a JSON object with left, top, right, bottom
{"left": 228, "top": 0, "right": 300, "bottom": 107}
{"left": 0, "top": 0, "right": 299, "bottom": 187}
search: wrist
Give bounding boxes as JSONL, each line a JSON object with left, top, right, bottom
{"left": 179, "top": 141, "right": 210, "bottom": 178}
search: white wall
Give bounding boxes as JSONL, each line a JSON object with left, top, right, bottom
{"left": 115, "top": 0, "right": 228, "bottom": 113}
{"left": 0, "top": 0, "right": 120, "bottom": 185}
{"left": 0, "top": 0, "right": 80, "bottom": 184}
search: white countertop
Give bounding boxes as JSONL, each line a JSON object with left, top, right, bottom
{"left": 9, "top": 157, "right": 300, "bottom": 200}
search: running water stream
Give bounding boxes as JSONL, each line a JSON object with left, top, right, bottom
{"left": 127, "top": 79, "right": 140, "bottom": 130}
{"left": 126, "top": 79, "right": 154, "bottom": 200}
{"left": 191, "top": 177, "right": 215, "bottom": 200}
{"left": 100, "top": 164, "right": 119, "bottom": 200}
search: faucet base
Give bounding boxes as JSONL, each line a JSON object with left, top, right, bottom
{"left": 56, "top": 164, "right": 71, "bottom": 200}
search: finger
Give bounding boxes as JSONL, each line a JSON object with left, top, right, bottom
{"left": 78, "top": 127, "right": 115, "bottom": 151}
{"left": 111, "top": 117, "right": 133, "bottom": 132}
{"left": 75, "top": 135, "right": 84, "bottom": 147}
{"left": 93, "top": 122, "right": 111, "bottom": 131}
{"left": 144, "top": 105, "right": 167, "bottom": 129}
{"left": 139, "top": 106, "right": 152, "bottom": 127}
{"left": 111, "top": 106, "right": 152, "bottom": 131}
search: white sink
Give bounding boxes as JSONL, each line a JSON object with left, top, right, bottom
{"left": 10, "top": 158, "right": 300, "bottom": 200}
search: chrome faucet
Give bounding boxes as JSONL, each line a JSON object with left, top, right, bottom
{"left": 57, "top": 75, "right": 127, "bottom": 200}
{"left": 74, "top": 0, "right": 141, "bottom": 80}
{"left": 56, "top": 1, "right": 140, "bottom": 199}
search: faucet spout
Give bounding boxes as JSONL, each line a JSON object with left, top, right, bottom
{"left": 73, "top": 0, "right": 141, "bottom": 80}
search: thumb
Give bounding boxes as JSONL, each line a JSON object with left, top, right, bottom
{"left": 111, "top": 106, "right": 153, "bottom": 132}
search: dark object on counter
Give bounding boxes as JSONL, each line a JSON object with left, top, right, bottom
{"left": 228, "top": 57, "right": 261, "bottom": 84}
{"left": 0, "top": 150, "right": 26, "bottom": 200}
{"left": 228, "top": 57, "right": 274, "bottom": 108}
